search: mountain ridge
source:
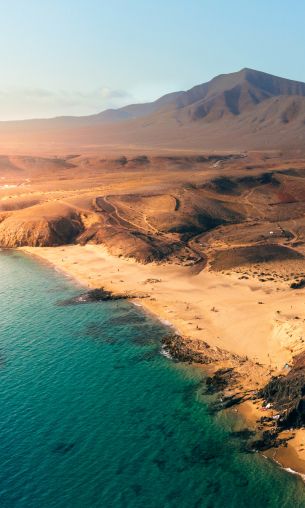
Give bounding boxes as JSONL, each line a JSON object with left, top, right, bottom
{"left": 1, "top": 68, "right": 305, "bottom": 152}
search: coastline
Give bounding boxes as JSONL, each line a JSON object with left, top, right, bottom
{"left": 20, "top": 243, "right": 305, "bottom": 479}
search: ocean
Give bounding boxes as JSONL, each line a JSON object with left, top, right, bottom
{"left": 0, "top": 250, "right": 305, "bottom": 508}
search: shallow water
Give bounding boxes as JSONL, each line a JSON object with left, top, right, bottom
{"left": 0, "top": 250, "right": 305, "bottom": 507}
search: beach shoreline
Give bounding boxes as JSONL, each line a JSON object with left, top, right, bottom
{"left": 20, "top": 243, "right": 305, "bottom": 480}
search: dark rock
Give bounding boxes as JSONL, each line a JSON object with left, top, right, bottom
{"left": 53, "top": 442, "right": 75, "bottom": 454}
{"left": 212, "top": 394, "right": 245, "bottom": 412}
{"left": 259, "top": 351, "right": 305, "bottom": 429}
{"left": 162, "top": 334, "right": 213, "bottom": 364}
{"left": 250, "top": 431, "right": 290, "bottom": 452}
{"left": 58, "top": 287, "right": 142, "bottom": 305}
{"left": 161, "top": 334, "right": 237, "bottom": 365}
{"left": 206, "top": 368, "right": 236, "bottom": 393}
{"left": 290, "top": 279, "right": 305, "bottom": 289}
{"left": 81, "top": 288, "right": 129, "bottom": 301}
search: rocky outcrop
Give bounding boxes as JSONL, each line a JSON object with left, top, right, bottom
{"left": 58, "top": 288, "right": 146, "bottom": 305}
{"left": 249, "top": 431, "right": 292, "bottom": 452}
{"left": 259, "top": 351, "right": 305, "bottom": 429}
{"left": 205, "top": 368, "right": 237, "bottom": 393}
{"left": 290, "top": 279, "right": 305, "bottom": 289}
{"left": 161, "top": 334, "right": 239, "bottom": 364}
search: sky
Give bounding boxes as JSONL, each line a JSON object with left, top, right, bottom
{"left": 1, "top": 0, "right": 305, "bottom": 120}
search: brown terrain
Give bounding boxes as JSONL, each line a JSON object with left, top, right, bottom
{"left": 3, "top": 68, "right": 305, "bottom": 475}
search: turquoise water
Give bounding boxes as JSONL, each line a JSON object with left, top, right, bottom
{"left": 1, "top": 252, "right": 305, "bottom": 507}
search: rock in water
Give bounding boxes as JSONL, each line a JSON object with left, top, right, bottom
{"left": 58, "top": 288, "right": 137, "bottom": 306}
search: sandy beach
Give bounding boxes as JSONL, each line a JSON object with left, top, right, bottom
{"left": 21, "top": 244, "right": 305, "bottom": 368}
{"left": 21, "top": 243, "right": 305, "bottom": 478}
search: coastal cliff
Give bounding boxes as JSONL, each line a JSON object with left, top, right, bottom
{"left": 0, "top": 203, "right": 83, "bottom": 247}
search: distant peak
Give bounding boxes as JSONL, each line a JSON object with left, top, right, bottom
{"left": 240, "top": 67, "right": 257, "bottom": 72}
{"left": 236, "top": 68, "right": 267, "bottom": 79}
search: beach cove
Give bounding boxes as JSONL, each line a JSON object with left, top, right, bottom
{"left": 5, "top": 246, "right": 303, "bottom": 500}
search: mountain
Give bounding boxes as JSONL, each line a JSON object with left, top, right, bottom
{"left": 2, "top": 68, "right": 305, "bottom": 152}
{"left": 39, "top": 68, "right": 305, "bottom": 124}
{"left": 167, "top": 67, "right": 305, "bottom": 119}
{"left": 91, "top": 90, "right": 184, "bottom": 123}
{"left": 43, "top": 89, "right": 184, "bottom": 124}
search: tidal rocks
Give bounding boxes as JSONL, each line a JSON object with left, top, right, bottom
{"left": 58, "top": 288, "right": 138, "bottom": 305}
{"left": 161, "top": 334, "right": 235, "bottom": 364}
{"left": 162, "top": 334, "right": 214, "bottom": 364}
{"left": 206, "top": 368, "right": 236, "bottom": 394}
{"left": 85, "top": 288, "right": 128, "bottom": 301}
{"left": 250, "top": 431, "right": 290, "bottom": 452}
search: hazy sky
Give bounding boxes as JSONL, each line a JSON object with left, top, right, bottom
{"left": 1, "top": 0, "right": 305, "bottom": 120}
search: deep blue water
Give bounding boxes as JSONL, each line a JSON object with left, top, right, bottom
{"left": 0, "top": 251, "right": 305, "bottom": 507}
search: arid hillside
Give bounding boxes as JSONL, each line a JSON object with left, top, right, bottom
{"left": 2, "top": 150, "right": 305, "bottom": 280}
